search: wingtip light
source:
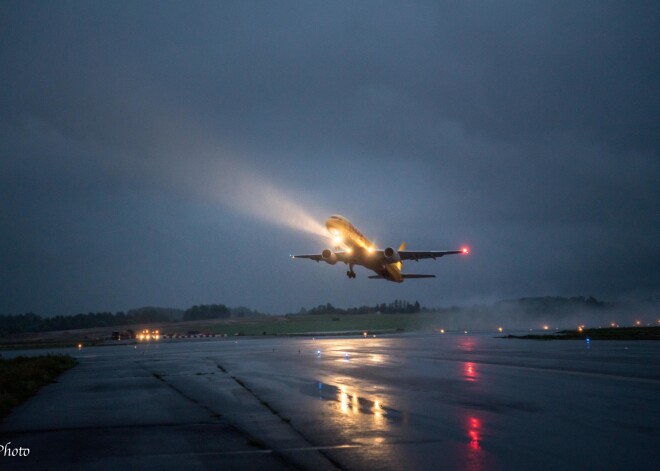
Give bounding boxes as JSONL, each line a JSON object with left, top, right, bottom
{"left": 462, "top": 247, "right": 470, "bottom": 254}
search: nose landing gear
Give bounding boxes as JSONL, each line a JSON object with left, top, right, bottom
{"left": 346, "top": 270, "right": 356, "bottom": 279}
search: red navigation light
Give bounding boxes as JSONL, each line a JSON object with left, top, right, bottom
{"left": 462, "top": 247, "right": 469, "bottom": 254}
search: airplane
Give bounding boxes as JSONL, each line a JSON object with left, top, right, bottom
{"left": 292, "top": 214, "right": 468, "bottom": 282}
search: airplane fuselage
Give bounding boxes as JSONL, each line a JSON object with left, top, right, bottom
{"left": 326, "top": 215, "right": 404, "bottom": 282}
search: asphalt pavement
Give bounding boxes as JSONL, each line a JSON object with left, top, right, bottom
{"left": 1, "top": 333, "right": 659, "bottom": 470}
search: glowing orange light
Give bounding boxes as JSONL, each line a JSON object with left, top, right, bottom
{"left": 578, "top": 326, "right": 583, "bottom": 332}
{"left": 543, "top": 325, "right": 549, "bottom": 330}
{"left": 440, "top": 328, "right": 445, "bottom": 334}
{"left": 363, "top": 331, "right": 368, "bottom": 337}
{"left": 339, "top": 388, "right": 348, "bottom": 414}
{"left": 635, "top": 320, "right": 641, "bottom": 326}
{"left": 77, "top": 343, "right": 82, "bottom": 349}
{"left": 498, "top": 327, "right": 503, "bottom": 333}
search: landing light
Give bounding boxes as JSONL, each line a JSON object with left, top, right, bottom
{"left": 367, "top": 247, "right": 375, "bottom": 254}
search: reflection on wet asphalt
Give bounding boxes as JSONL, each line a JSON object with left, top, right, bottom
{"left": 3, "top": 333, "right": 659, "bottom": 470}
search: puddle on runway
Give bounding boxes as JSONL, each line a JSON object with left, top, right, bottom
{"left": 299, "top": 381, "right": 403, "bottom": 425}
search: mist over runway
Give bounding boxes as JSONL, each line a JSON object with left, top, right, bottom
{"left": 2, "top": 334, "right": 659, "bottom": 470}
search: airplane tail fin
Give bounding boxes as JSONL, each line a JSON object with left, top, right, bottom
{"left": 399, "top": 241, "right": 406, "bottom": 251}
{"left": 369, "top": 274, "right": 436, "bottom": 280}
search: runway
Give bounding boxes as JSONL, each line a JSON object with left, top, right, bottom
{"left": 2, "top": 333, "right": 659, "bottom": 470}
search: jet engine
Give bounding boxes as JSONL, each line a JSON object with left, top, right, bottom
{"left": 321, "top": 249, "right": 338, "bottom": 265}
{"left": 383, "top": 247, "right": 401, "bottom": 264}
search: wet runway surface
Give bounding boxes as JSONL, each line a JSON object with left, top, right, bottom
{"left": 2, "top": 333, "right": 659, "bottom": 470}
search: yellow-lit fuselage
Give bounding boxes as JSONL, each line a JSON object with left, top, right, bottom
{"left": 325, "top": 215, "right": 403, "bottom": 282}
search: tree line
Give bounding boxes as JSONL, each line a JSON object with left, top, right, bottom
{"left": 299, "top": 299, "right": 422, "bottom": 315}
{"left": 0, "top": 304, "right": 269, "bottom": 336}
{"left": 0, "top": 308, "right": 178, "bottom": 336}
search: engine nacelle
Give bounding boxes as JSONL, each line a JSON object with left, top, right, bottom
{"left": 321, "top": 249, "right": 338, "bottom": 265}
{"left": 383, "top": 247, "right": 401, "bottom": 264}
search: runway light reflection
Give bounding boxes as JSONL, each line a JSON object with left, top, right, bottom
{"left": 468, "top": 416, "right": 481, "bottom": 451}
{"left": 310, "top": 380, "right": 391, "bottom": 428}
{"left": 370, "top": 354, "right": 385, "bottom": 363}
{"left": 464, "top": 362, "right": 478, "bottom": 382}
{"left": 339, "top": 387, "right": 349, "bottom": 414}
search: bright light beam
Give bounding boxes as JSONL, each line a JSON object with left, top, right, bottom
{"left": 211, "top": 167, "right": 330, "bottom": 240}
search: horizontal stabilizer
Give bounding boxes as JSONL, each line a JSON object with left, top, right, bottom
{"left": 368, "top": 274, "right": 436, "bottom": 280}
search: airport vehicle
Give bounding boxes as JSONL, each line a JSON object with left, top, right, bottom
{"left": 292, "top": 215, "right": 468, "bottom": 282}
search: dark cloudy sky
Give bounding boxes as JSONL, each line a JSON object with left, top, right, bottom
{"left": 1, "top": 1, "right": 658, "bottom": 315}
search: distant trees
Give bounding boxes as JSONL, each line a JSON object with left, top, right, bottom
{"left": 376, "top": 299, "right": 421, "bottom": 314}
{"left": 183, "top": 304, "right": 229, "bottom": 321}
{"left": 0, "top": 308, "right": 182, "bottom": 336}
{"left": 304, "top": 299, "right": 423, "bottom": 315}
{"left": 0, "top": 296, "right": 613, "bottom": 337}
{"left": 0, "top": 303, "right": 266, "bottom": 336}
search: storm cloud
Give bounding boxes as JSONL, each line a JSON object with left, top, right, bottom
{"left": 1, "top": 1, "right": 658, "bottom": 314}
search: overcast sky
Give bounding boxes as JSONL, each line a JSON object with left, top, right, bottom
{"left": 1, "top": 1, "right": 658, "bottom": 315}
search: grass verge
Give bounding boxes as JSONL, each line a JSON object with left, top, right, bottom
{"left": 504, "top": 326, "right": 660, "bottom": 340}
{"left": 0, "top": 354, "right": 78, "bottom": 419}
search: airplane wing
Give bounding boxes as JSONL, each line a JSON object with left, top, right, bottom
{"left": 291, "top": 252, "right": 352, "bottom": 263}
{"left": 398, "top": 250, "right": 466, "bottom": 261}
{"left": 290, "top": 254, "right": 324, "bottom": 261}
